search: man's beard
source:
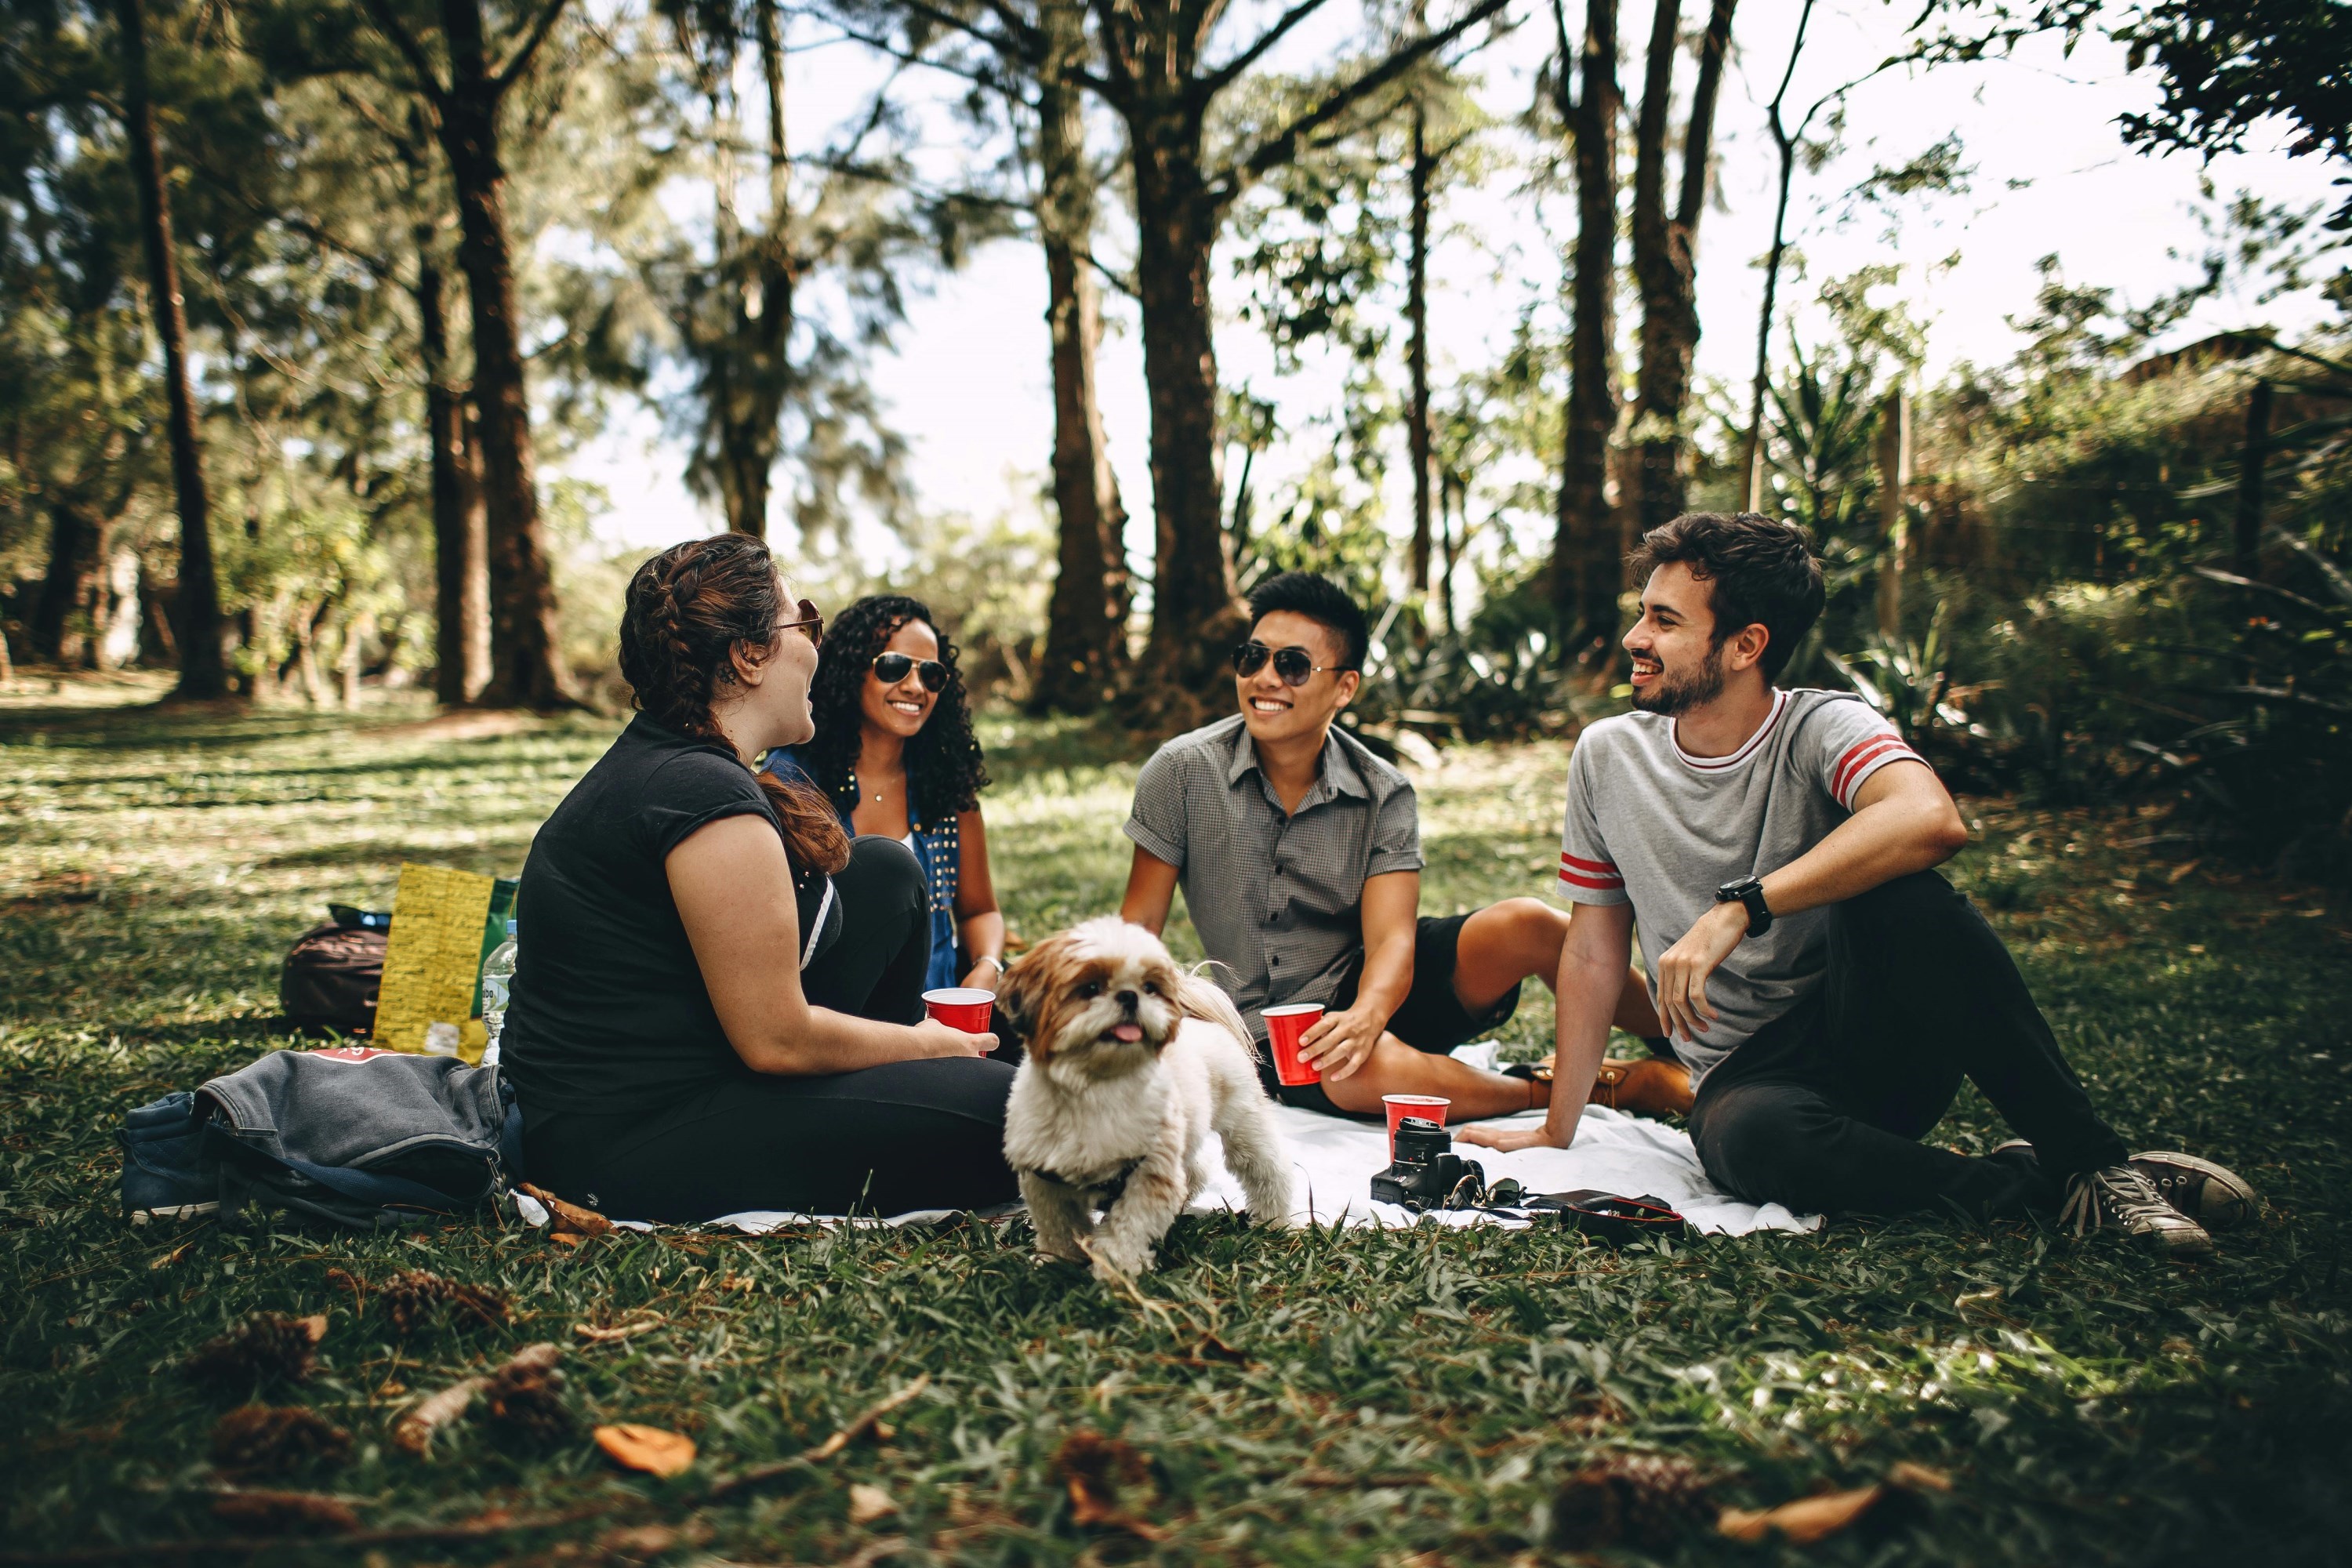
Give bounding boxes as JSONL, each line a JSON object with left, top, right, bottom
{"left": 1630, "top": 643, "right": 1729, "bottom": 716}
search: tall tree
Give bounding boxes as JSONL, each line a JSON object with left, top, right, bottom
{"left": 1549, "top": 0, "right": 1622, "bottom": 666}
{"left": 1083, "top": 0, "right": 1509, "bottom": 691}
{"left": 1626, "top": 0, "right": 1735, "bottom": 539}
{"left": 357, "top": 0, "right": 577, "bottom": 707}
{"left": 1029, "top": 0, "right": 1131, "bottom": 710}
{"left": 415, "top": 230, "right": 491, "bottom": 702}
{"left": 114, "top": 0, "right": 230, "bottom": 699}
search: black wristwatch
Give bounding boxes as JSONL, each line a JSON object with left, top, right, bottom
{"left": 1715, "top": 877, "right": 1773, "bottom": 938}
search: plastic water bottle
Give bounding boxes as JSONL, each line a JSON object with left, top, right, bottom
{"left": 480, "top": 919, "right": 518, "bottom": 1066}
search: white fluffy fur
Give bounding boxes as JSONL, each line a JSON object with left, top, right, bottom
{"left": 999, "top": 917, "right": 1294, "bottom": 1281}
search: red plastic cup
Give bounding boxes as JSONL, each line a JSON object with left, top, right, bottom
{"left": 1261, "top": 1003, "right": 1325, "bottom": 1086}
{"left": 924, "top": 987, "right": 996, "bottom": 1034}
{"left": 1382, "top": 1094, "right": 1450, "bottom": 1155}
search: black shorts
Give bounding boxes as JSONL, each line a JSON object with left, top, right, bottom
{"left": 1257, "top": 911, "right": 1524, "bottom": 1117}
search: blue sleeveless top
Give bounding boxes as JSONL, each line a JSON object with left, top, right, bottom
{"left": 763, "top": 746, "right": 962, "bottom": 991}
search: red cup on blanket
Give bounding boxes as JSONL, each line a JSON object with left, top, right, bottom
{"left": 923, "top": 987, "right": 996, "bottom": 1033}
{"left": 1382, "top": 1094, "right": 1450, "bottom": 1155}
{"left": 1261, "top": 1003, "right": 1325, "bottom": 1085}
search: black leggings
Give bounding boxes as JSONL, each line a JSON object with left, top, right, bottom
{"left": 1688, "top": 870, "right": 2129, "bottom": 1220}
{"left": 523, "top": 836, "right": 1018, "bottom": 1221}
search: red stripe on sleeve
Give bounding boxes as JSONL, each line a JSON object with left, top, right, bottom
{"left": 1832, "top": 735, "right": 1918, "bottom": 802}
{"left": 1558, "top": 869, "right": 1626, "bottom": 891}
{"left": 1559, "top": 851, "right": 1619, "bottom": 876}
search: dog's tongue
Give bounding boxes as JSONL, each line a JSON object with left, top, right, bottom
{"left": 1112, "top": 1022, "right": 1144, "bottom": 1043}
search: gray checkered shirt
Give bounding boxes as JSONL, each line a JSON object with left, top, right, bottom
{"left": 1123, "top": 716, "right": 1423, "bottom": 1036}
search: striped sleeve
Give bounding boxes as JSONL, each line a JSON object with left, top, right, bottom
{"left": 1813, "top": 702, "right": 1929, "bottom": 810}
{"left": 1557, "top": 737, "right": 1629, "bottom": 906}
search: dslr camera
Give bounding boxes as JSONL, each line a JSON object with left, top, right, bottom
{"left": 1371, "top": 1117, "right": 1489, "bottom": 1212}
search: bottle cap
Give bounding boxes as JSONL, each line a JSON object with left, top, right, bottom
{"left": 505, "top": 918, "right": 517, "bottom": 938}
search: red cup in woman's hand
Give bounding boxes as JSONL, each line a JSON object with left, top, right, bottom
{"left": 924, "top": 987, "right": 996, "bottom": 1033}
{"left": 1261, "top": 1004, "right": 1324, "bottom": 1086}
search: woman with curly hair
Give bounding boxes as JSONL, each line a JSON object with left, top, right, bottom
{"left": 500, "top": 536, "right": 1017, "bottom": 1222}
{"left": 767, "top": 594, "right": 1005, "bottom": 996}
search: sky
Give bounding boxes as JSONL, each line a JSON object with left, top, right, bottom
{"left": 554, "top": 1, "right": 2346, "bottom": 568}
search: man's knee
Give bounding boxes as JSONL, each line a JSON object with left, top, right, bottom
{"left": 1693, "top": 1083, "right": 1841, "bottom": 1207}
{"left": 1842, "top": 869, "right": 1962, "bottom": 927}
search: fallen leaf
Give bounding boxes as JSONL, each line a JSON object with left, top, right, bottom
{"left": 519, "top": 1181, "right": 612, "bottom": 1236}
{"left": 574, "top": 1319, "right": 665, "bottom": 1344}
{"left": 550, "top": 1232, "right": 584, "bottom": 1250}
{"left": 595, "top": 1422, "right": 698, "bottom": 1478}
{"left": 1719, "top": 1484, "right": 1885, "bottom": 1544}
{"left": 1053, "top": 1429, "right": 1166, "bottom": 1541}
{"left": 1889, "top": 1461, "right": 1953, "bottom": 1493}
{"left": 209, "top": 1489, "right": 360, "bottom": 1535}
{"left": 848, "top": 1483, "right": 898, "bottom": 1524}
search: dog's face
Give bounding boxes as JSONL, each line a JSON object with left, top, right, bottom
{"left": 998, "top": 918, "right": 1189, "bottom": 1082}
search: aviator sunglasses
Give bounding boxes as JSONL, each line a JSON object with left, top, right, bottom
{"left": 1232, "top": 640, "right": 1345, "bottom": 687}
{"left": 777, "top": 598, "right": 825, "bottom": 647}
{"left": 872, "top": 651, "right": 949, "bottom": 691}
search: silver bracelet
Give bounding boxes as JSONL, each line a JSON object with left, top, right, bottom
{"left": 974, "top": 954, "right": 1005, "bottom": 976}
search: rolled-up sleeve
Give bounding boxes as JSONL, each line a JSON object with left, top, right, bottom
{"left": 1123, "top": 744, "right": 1189, "bottom": 868}
{"left": 1366, "top": 776, "right": 1424, "bottom": 877}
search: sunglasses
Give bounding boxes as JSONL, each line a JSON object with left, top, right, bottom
{"left": 1232, "top": 640, "right": 1344, "bottom": 687}
{"left": 872, "top": 651, "right": 949, "bottom": 691}
{"left": 777, "top": 598, "right": 824, "bottom": 647}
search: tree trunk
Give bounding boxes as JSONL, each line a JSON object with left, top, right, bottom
{"left": 115, "top": 0, "right": 229, "bottom": 700}
{"left": 2234, "top": 379, "right": 2271, "bottom": 577}
{"left": 1553, "top": 0, "right": 1622, "bottom": 664}
{"left": 1031, "top": 0, "right": 1128, "bottom": 712}
{"left": 1628, "top": 0, "right": 1735, "bottom": 539}
{"left": 1740, "top": 0, "right": 1817, "bottom": 510}
{"left": 31, "top": 499, "right": 100, "bottom": 664}
{"left": 716, "top": 0, "right": 796, "bottom": 539}
{"left": 1407, "top": 99, "right": 1434, "bottom": 604}
{"left": 1128, "top": 103, "right": 1238, "bottom": 684}
{"left": 416, "top": 240, "right": 490, "bottom": 704}
{"left": 1875, "top": 387, "right": 1910, "bottom": 639}
{"left": 435, "top": 0, "right": 572, "bottom": 708}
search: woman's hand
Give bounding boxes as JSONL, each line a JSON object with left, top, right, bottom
{"left": 1457, "top": 1120, "right": 1573, "bottom": 1153}
{"left": 960, "top": 960, "right": 1002, "bottom": 993}
{"left": 911, "top": 1018, "right": 996, "bottom": 1058}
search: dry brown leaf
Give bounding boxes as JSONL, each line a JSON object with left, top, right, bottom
{"left": 594, "top": 1422, "right": 698, "bottom": 1478}
{"left": 1053, "top": 1429, "right": 1166, "bottom": 1541}
{"left": 1719, "top": 1484, "right": 1886, "bottom": 1544}
{"left": 519, "top": 1181, "right": 612, "bottom": 1236}
{"left": 574, "top": 1319, "right": 665, "bottom": 1343}
{"left": 848, "top": 1482, "right": 899, "bottom": 1525}
{"left": 1889, "top": 1461, "right": 1953, "bottom": 1494}
{"left": 209, "top": 1489, "right": 361, "bottom": 1535}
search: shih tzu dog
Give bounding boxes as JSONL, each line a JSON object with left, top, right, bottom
{"left": 996, "top": 917, "right": 1294, "bottom": 1281}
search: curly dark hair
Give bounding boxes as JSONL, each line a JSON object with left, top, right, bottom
{"left": 1628, "top": 512, "right": 1825, "bottom": 681}
{"left": 618, "top": 534, "right": 851, "bottom": 876}
{"left": 800, "top": 594, "right": 989, "bottom": 826}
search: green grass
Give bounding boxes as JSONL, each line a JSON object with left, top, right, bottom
{"left": 3, "top": 685, "right": 2350, "bottom": 1565}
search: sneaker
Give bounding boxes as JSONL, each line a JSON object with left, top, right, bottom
{"left": 2058, "top": 1163, "right": 2214, "bottom": 1258}
{"left": 2129, "top": 1151, "right": 2261, "bottom": 1232}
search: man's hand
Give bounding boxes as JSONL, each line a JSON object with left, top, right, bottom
{"left": 1457, "top": 1120, "right": 1570, "bottom": 1154}
{"left": 1653, "top": 899, "right": 1748, "bottom": 1044}
{"left": 1298, "top": 1004, "right": 1385, "bottom": 1081}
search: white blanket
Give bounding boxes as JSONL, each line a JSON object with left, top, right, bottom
{"left": 528, "top": 1045, "right": 1817, "bottom": 1238}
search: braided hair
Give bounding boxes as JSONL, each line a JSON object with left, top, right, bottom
{"left": 801, "top": 594, "right": 989, "bottom": 827}
{"left": 619, "top": 535, "right": 851, "bottom": 877}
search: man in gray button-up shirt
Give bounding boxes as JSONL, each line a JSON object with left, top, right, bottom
{"left": 1120, "top": 572, "right": 1656, "bottom": 1120}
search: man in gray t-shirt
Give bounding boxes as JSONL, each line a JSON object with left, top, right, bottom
{"left": 1120, "top": 572, "right": 1664, "bottom": 1123}
{"left": 1464, "top": 513, "right": 2255, "bottom": 1258}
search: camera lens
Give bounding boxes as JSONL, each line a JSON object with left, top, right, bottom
{"left": 1393, "top": 1118, "right": 1450, "bottom": 1164}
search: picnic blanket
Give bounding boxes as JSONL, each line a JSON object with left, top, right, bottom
{"left": 520, "top": 1044, "right": 1820, "bottom": 1239}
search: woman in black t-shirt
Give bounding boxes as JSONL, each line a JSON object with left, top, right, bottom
{"left": 502, "top": 534, "right": 1018, "bottom": 1221}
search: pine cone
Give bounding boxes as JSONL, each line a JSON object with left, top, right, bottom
{"left": 1553, "top": 1452, "right": 1711, "bottom": 1550}
{"left": 184, "top": 1314, "right": 326, "bottom": 1392}
{"left": 481, "top": 1359, "right": 573, "bottom": 1444}
{"left": 379, "top": 1269, "right": 510, "bottom": 1334}
{"left": 210, "top": 1405, "right": 351, "bottom": 1477}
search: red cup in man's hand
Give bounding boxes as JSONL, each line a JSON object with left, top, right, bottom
{"left": 1261, "top": 1004, "right": 1325, "bottom": 1086}
{"left": 924, "top": 987, "right": 996, "bottom": 1033}
{"left": 1382, "top": 1094, "right": 1450, "bottom": 1155}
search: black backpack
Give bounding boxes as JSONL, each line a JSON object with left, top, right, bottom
{"left": 279, "top": 906, "right": 390, "bottom": 1034}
